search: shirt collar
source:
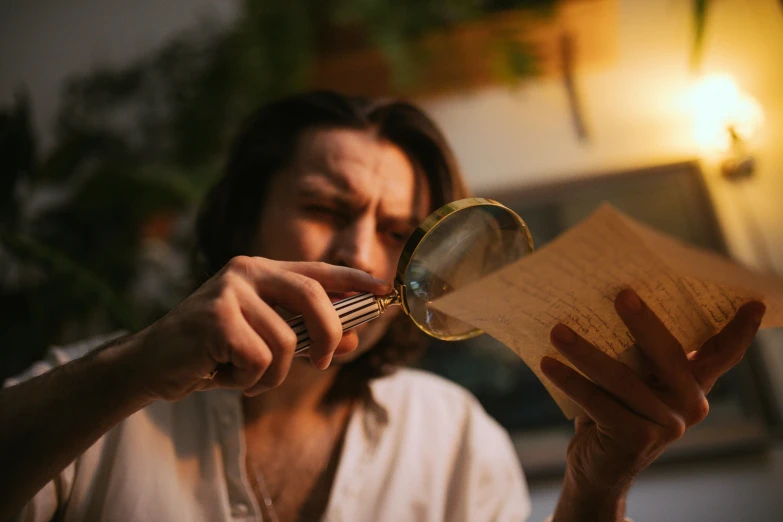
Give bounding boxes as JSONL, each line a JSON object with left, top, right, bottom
{"left": 362, "top": 378, "right": 390, "bottom": 446}
{"left": 209, "top": 374, "right": 393, "bottom": 446}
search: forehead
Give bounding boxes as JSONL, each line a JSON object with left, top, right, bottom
{"left": 290, "top": 127, "right": 429, "bottom": 214}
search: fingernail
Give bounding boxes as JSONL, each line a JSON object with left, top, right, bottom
{"left": 552, "top": 324, "right": 576, "bottom": 345}
{"left": 317, "top": 353, "right": 333, "bottom": 370}
{"left": 376, "top": 279, "right": 393, "bottom": 292}
{"left": 623, "top": 290, "right": 642, "bottom": 312}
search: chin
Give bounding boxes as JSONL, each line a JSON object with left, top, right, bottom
{"left": 332, "top": 321, "right": 387, "bottom": 364}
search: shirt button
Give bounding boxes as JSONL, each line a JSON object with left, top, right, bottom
{"left": 233, "top": 501, "right": 249, "bottom": 516}
{"left": 220, "top": 414, "right": 232, "bottom": 427}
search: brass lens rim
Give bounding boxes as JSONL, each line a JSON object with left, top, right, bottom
{"left": 393, "top": 197, "right": 534, "bottom": 341}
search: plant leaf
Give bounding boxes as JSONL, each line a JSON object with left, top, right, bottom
{"left": 691, "top": 0, "right": 709, "bottom": 69}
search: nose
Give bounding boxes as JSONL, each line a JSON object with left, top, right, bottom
{"left": 330, "top": 215, "right": 379, "bottom": 277}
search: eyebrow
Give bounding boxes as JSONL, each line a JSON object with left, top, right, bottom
{"left": 296, "top": 173, "right": 423, "bottom": 227}
{"left": 297, "top": 173, "right": 359, "bottom": 207}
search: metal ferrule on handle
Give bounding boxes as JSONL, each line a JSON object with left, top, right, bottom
{"left": 289, "top": 292, "right": 384, "bottom": 355}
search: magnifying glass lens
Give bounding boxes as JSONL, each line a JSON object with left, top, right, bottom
{"left": 404, "top": 204, "right": 532, "bottom": 338}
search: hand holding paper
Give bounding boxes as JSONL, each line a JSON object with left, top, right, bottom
{"left": 430, "top": 204, "right": 783, "bottom": 418}
{"left": 541, "top": 287, "right": 764, "bottom": 517}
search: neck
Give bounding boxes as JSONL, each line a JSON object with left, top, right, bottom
{"left": 242, "top": 358, "right": 341, "bottom": 422}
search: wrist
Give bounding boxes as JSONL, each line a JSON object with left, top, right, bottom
{"left": 553, "top": 469, "right": 629, "bottom": 522}
{"left": 92, "top": 331, "right": 159, "bottom": 409}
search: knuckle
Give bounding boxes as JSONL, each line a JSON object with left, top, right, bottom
{"left": 250, "top": 349, "right": 273, "bottom": 373}
{"left": 279, "top": 327, "right": 299, "bottom": 353}
{"left": 310, "top": 261, "right": 329, "bottom": 272}
{"left": 615, "top": 369, "right": 638, "bottom": 392}
{"left": 663, "top": 414, "right": 687, "bottom": 441}
{"left": 635, "top": 426, "right": 661, "bottom": 450}
{"left": 226, "top": 255, "right": 254, "bottom": 274}
{"left": 210, "top": 296, "right": 235, "bottom": 324}
{"left": 218, "top": 271, "right": 242, "bottom": 293}
{"left": 222, "top": 331, "right": 244, "bottom": 357}
{"left": 298, "top": 276, "right": 326, "bottom": 300}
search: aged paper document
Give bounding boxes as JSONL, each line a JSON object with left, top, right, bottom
{"left": 431, "top": 204, "right": 783, "bottom": 418}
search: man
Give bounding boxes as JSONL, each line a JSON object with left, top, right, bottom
{"left": 1, "top": 91, "right": 765, "bottom": 521}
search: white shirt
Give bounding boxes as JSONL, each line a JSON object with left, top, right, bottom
{"left": 7, "top": 337, "right": 532, "bottom": 522}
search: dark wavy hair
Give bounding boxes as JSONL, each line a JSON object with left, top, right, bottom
{"left": 195, "top": 90, "right": 469, "bottom": 395}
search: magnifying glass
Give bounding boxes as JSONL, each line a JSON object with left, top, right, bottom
{"left": 289, "top": 197, "right": 534, "bottom": 354}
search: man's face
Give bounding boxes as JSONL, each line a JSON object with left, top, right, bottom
{"left": 251, "top": 127, "right": 431, "bottom": 359}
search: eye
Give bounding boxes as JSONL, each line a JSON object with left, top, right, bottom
{"left": 383, "top": 226, "right": 413, "bottom": 245}
{"left": 303, "top": 205, "right": 349, "bottom": 226}
{"left": 390, "top": 231, "right": 410, "bottom": 242}
{"left": 305, "top": 204, "right": 337, "bottom": 216}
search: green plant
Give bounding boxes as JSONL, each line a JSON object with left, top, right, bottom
{"left": 692, "top": 0, "right": 709, "bottom": 68}
{"left": 690, "top": 0, "right": 783, "bottom": 67}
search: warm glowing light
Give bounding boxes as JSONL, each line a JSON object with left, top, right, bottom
{"left": 688, "top": 74, "right": 764, "bottom": 153}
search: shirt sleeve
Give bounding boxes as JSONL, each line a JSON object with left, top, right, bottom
{"left": 4, "top": 333, "right": 126, "bottom": 522}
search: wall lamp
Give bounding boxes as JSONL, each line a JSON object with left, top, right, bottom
{"left": 688, "top": 74, "right": 764, "bottom": 181}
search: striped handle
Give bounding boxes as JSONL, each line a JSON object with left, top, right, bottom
{"left": 289, "top": 292, "right": 382, "bottom": 355}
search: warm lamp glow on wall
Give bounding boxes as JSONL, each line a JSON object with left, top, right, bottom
{"left": 688, "top": 74, "right": 764, "bottom": 180}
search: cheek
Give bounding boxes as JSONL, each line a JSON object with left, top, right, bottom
{"left": 380, "top": 248, "right": 401, "bottom": 282}
{"left": 254, "top": 215, "right": 334, "bottom": 262}
{"left": 290, "top": 220, "right": 335, "bottom": 260}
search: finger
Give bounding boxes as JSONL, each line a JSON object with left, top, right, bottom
{"left": 541, "top": 356, "right": 688, "bottom": 452}
{"left": 295, "top": 330, "right": 360, "bottom": 362}
{"left": 233, "top": 283, "right": 297, "bottom": 395}
{"left": 540, "top": 356, "right": 639, "bottom": 428}
{"left": 689, "top": 301, "right": 765, "bottom": 394}
{"left": 335, "top": 329, "right": 359, "bottom": 356}
{"left": 274, "top": 260, "right": 392, "bottom": 295}
{"left": 255, "top": 269, "right": 343, "bottom": 370}
{"left": 211, "top": 314, "right": 273, "bottom": 390}
{"left": 614, "top": 289, "right": 698, "bottom": 394}
{"left": 223, "top": 256, "right": 391, "bottom": 296}
{"left": 550, "top": 324, "right": 674, "bottom": 426}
